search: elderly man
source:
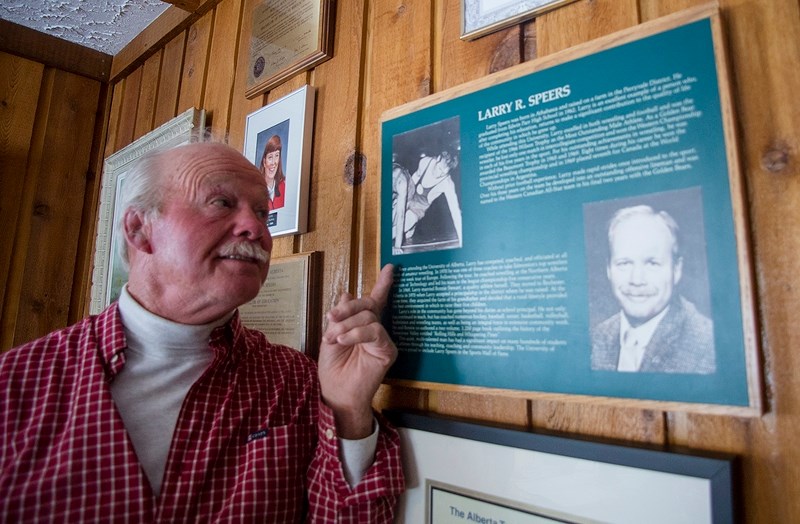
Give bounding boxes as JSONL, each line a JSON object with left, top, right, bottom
{"left": 591, "top": 204, "right": 715, "bottom": 374}
{"left": 0, "top": 142, "right": 404, "bottom": 522}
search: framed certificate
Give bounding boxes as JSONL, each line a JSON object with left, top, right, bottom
{"left": 238, "top": 252, "right": 322, "bottom": 355}
{"left": 390, "top": 411, "right": 736, "bottom": 524}
{"left": 244, "top": 0, "right": 333, "bottom": 98}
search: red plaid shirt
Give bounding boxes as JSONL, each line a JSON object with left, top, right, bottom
{"left": 0, "top": 304, "right": 404, "bottom": 522}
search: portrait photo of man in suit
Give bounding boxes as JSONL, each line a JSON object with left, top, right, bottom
{"left": 588, "top": 199, "right": 716, "bottom": 374}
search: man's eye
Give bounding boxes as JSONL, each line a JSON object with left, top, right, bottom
{"left": 256, "top": 209, "right": 269, "bottom": 220}
{"left": 212, "top": 198, "right": 232, "bottom": 208}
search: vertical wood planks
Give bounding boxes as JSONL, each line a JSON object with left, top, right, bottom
{"left": 639, "top": 0, "right": 704, "bottom": 20}
{"left": 103, "top": 81, "right": 126, "bottom": 158}
{"left": 0, "top": 53, "right": 43, "bottom": 350}
{"left": 537, "top": 0, "right": 639, "bottom": 55}
{"left": 296, "top": 0, "right": 366, "bottom": 317}
{"left": 358, "top": 0, "right": 433, "bottom": 296}
{"left": 115, "top": 66, "right": 142, "bottom": 150}
{"left": 534, "top": 400, "right": 667, "bottom": 443}
{"left": 176, "top": 12, "right": 213, "bottom": 115}
{"left": 69, "top": 82, "right": 112, "bottom": 323}
{"left": 134, "top": 51, "right": 163, "bottom": 137}
{"left": 437, "top": 0, "right": 522, "bottom": 90}
{"left": 228, "top": 0, "right": 267, "bottom": 151}
{"left": 204, "top": 0, "right": 245, "bottom": 137}
{"left": 656, "top": 0, "right": 800, "bottom": 520}
{"left": 154, "top": 31, "right": 187, "bottom": 128}
{"left": 3, "top": 1, "right": 800, "bottom": 518}
{"left": 10, "top": 70, "right": 100, "bottom": 346}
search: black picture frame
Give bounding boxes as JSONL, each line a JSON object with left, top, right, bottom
{"left": 387, "top": 410, "right": 737, "bottom": 524}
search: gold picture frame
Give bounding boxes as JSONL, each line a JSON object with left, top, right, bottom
{"left": 238, "top": 251, "right": 322, "bottom": 355}
{"left": 243, "top": 0, "right": 334, "bottom": 99}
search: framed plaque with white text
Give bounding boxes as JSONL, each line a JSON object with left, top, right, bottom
{"left": 380, "top": 7, "right": 760, "bottom": 415}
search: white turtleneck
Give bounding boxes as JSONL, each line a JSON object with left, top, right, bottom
{"left": 111, "top": 286, "right": 377, "bottom": 496}
{"left": 111, "top": 286, "right": 226, "bottom": 496}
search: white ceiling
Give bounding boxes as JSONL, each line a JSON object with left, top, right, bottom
{"left": 0, "top": 0, "right": 169, "bottom": 55}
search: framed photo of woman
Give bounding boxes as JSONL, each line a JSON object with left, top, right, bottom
{"left": 244, "top": 85, "right": 316, "bottom": 237}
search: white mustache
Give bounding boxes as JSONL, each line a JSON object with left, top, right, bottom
{"left": 219, "top": 242, "right": 270, "bottom": 264}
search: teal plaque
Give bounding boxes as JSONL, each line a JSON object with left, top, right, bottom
{"left": 381, "top": 16, "right": 756, "bottom": 410}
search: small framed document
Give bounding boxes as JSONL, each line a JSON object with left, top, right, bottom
{"left": 238, "top": 252, "right": 322, "bottom": 355}
{"left": 462, "top": 0, "right": 578, "bottom": 40}
{"left": 244, "top": 0, "right": 334, "bottom": 99}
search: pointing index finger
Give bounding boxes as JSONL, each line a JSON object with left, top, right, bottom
{"left": 369, "top": 264, "right": 395, "bottom": 312}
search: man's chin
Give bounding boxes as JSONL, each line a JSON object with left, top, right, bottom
{"left": 622, "top": 307, "right": 658, "bottom": 324}
{"left": 220, "top": 278, "right": 264, "bottom": 306}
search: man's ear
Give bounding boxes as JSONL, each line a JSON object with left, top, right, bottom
{"left": 123, "top": 208, "right": 153, "bottom": 255}
{"left": 673, "top": 256, "right": 684, "bottom": 285}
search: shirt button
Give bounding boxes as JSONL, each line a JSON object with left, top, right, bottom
{"left": 325, "top": 428, "right": 335, "bottom": 440}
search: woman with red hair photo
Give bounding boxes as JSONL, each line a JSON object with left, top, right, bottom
{"left": 260, "top": 134, "right": 286, "bottom": 210}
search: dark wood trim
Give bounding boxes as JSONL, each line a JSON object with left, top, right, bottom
{"left": 70, "top": 81, "right": 113, "bottom": 322}
{"left": 161, "top": 0, "right": 204, "bottom": 12}
{"left": 0, "top": 19, "right": 111, "bottom": 83}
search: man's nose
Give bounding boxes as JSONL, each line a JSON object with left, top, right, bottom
{"left": 234, "top": 207, "right": 267, "bottom": 240}
{"left": 628, "top": 263, "right": 646, "bottom": 284}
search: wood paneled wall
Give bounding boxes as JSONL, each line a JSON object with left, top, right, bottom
{"left": 0, "top": 49, "right": 106, "bottom": 349}
{"left": 2, "top": 0, "right": 799, "bottom": 520}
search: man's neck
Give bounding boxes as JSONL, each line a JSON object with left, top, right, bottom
{"left": 124, "top": 278, "right": 235, "bottom": 325}
{"left": 621, "top": 305, "right": 670, "bottom": 339}
{"left": 120, "top": 282, "right": 234, "bottom": 326}
{"left": 118, "top": 286, "right": 231, "bottom": 350}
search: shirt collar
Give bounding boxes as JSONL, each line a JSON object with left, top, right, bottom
{"left": 95, "top": 303, "right": 129, "bottom": 381}
{"left": 619, "top": 305, "right": 670, "bottom": 350}
{"left": 209, "top": 310, "right": 249, "bottom": 361}
{"left": 97, "top": 300, "right": 245, "bottom": 382}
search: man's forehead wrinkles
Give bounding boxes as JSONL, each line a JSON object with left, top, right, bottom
{"left": 170, "top": 147, "right": 259, "bottom": 173}
{"left": 171, "top": 166, "right": 264, "bottom": 188}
